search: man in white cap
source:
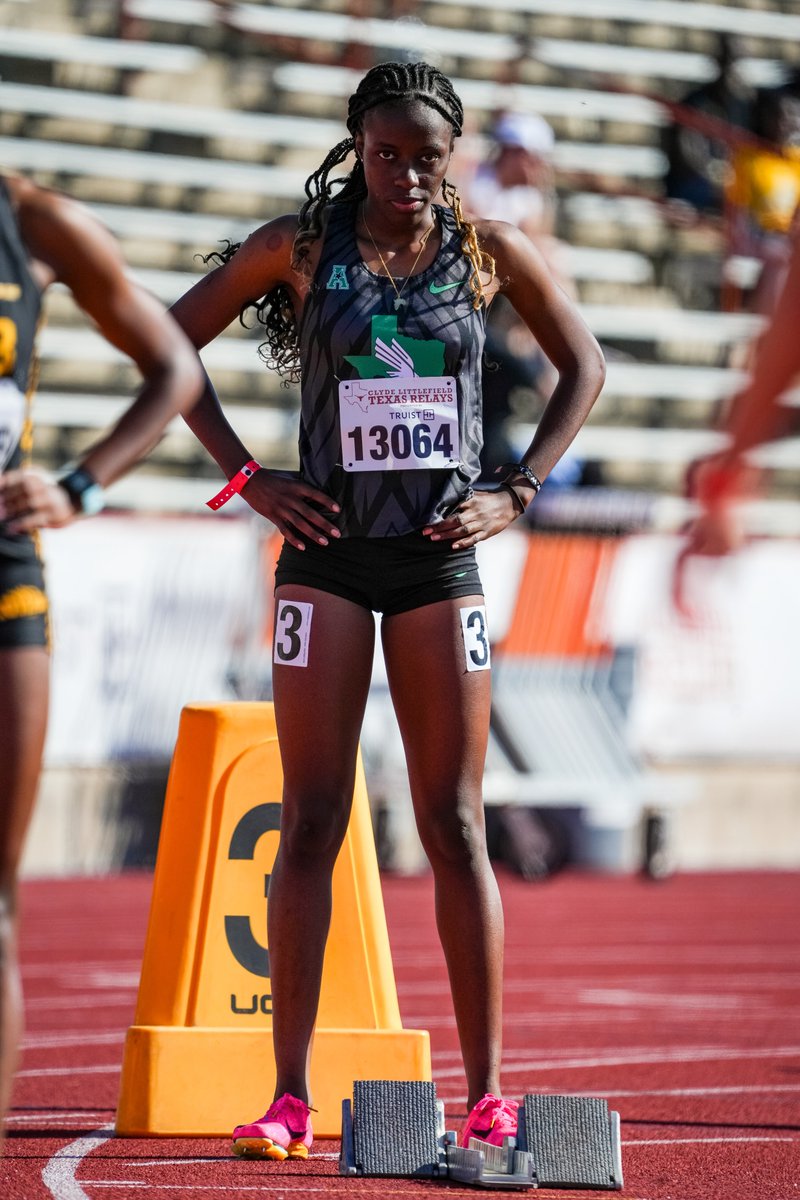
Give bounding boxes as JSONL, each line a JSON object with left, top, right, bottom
{"left": 468, "top": 111, "right": 557, "bottom": 243}
{"left": 466, "top": 111, "right": 575, "bottom": 414}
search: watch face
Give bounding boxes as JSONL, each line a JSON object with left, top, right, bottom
{"left": 59, "top": 468, "right": 106, "bottom": 516}
{"left": 80, "top": 484, "right": 106, "bottom": 516}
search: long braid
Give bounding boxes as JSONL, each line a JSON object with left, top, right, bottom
{"left": 442, "top": 178, "right": 495, "bottom": 310}
{"left": 217, "top": 61, "right": 492, "bottom": 380}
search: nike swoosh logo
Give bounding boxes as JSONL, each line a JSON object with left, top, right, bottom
{"left": 429, "top": 281, "right": 461, "bottom": 294}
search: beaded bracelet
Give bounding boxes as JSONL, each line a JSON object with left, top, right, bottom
{"left": 499, "top": 462, "right": 543, "bottom": 494}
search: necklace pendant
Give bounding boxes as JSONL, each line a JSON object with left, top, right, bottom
{"left": 393, "top": 296, "right": 407, "bottom": 311}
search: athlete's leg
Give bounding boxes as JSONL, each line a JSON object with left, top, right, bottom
{"left": 0, "top": 646, "right": 49, "bottom": 1129}
{"left": 381, "top": 597, "right": 503, "bottom": 1109}
{"left": 268, "top": 586, "right": 376, "bottom": 1106}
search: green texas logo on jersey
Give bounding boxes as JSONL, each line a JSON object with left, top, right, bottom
{"left": 345, "top": 315, "right": 445, "bottom": 380}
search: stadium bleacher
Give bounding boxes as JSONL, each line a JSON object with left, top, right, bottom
{"left": 2, "top": 0, "right": 799, "bottom": 526}
{"left": 429, "top": 0, "right": 800, "bottom": 42}
{"left": 0, "top": 25, "right": 204, "bottom": 74}
{"left": 126, "top": 0, "right": 790, "bottom": 87}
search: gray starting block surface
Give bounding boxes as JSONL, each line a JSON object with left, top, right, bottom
{"left": 339, "top": 1080, "right": 446, "bottom": 1178}
{"left": 519, "top": 1094, "right": 623, "bottom": 1190}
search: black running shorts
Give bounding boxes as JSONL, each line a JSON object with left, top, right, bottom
{"left": 0, "top": 551, "right": 50, "bottom": 649}
{"left": 275, "top": 531, "right": 483, "bottom": 617}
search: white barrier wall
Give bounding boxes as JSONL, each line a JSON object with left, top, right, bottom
{"left": 41, "top": 514, "right": 268, "bottom": 766}
{"left": 599, "top": 535, "right": 800, "bottom": 759}
{"left": 38, "top": 517, "right": 800, "bottom": 766}
{"left": 25, "top": 519, "right": 800, "bottom": 876}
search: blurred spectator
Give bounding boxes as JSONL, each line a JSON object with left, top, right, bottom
{"left": 727, "top": 84, "right": 800, "bottom": 314}
{"left": 467, "top": 112, "right": 578, "bottom": 471}
{"left": 662, "top": 34, "right": 754, "bottom": 220}
{"left": 470, "top": 112, "right": 555, "bottom": 230}
{"left": 468, "top": 111, "right": 572, "bottom": 294}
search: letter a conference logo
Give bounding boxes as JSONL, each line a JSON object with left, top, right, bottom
{"left": 327, "top": 264, "right": 349, "bottom": 290}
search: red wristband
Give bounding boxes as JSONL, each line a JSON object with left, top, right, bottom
{"left": 693, "top": 457, "right": 747, "bottom": 506}
{"left": 206, "top": 459, "right": 262, "bottom": 510}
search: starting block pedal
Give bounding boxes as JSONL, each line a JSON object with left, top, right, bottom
{"left": 339, "top": 1080, "right": 447, "bottom": 1178}
{"left": 518, "top": 1094, "right": 624, "bottom": 1190}
{"left": 446, "top": 1136, "right": 536, "bottom": 1189}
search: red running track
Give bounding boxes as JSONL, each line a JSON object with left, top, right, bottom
{"left": 1, "top": 869, "right": 798, "bottom": 1199}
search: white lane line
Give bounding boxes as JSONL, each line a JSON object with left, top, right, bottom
{"left": 400, "top": 972, "right": 800, "bottom": 994}
{"left": 430, "top": 1083, "right": 800, "bottom": 1101}
{"left": 126, "top": 1152, "right": 341, "bottom": 1166}
{"left": 432, "top": 1044, "right": 800, "bottom": 1078}
{"left": 601, "top": 1083, "right": 800, "bottom": 1098}
{"left": 42, "top": 1125, "right": 113, "bottom": 1200}
{"left": 7, "top": 1111, "right": 108, "bottom": 1124}
{"left": 27, "top": 995, "right": 136, "bottom": 1011}
{"left": 625, "top": 1136, "right": 796, "bottom": 1145}
{"left": 22, "top": 961, "right": 142, "bottom": 978}
{"left": 23, "top": 1032, "right": 125, "bottom": 1050}
{"left": 576, "top": 988, "right": 745, "bottom": 1010}
{"left": 16, "top": 1064, "right": 120, "bottom": 1078}
{"left": 396, "top": 947, "right": 800, "bottom": 968}
{"left": 414, "top": 1014, "right": 800, "bottom": 1034}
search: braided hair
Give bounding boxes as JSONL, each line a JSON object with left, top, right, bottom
{"left": 215, "top": 61, "right": 495, "bottom": 381}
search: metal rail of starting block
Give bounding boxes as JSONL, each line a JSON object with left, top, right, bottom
{"left": 339, "top": 1080, "right": 624, "bottom": 1190}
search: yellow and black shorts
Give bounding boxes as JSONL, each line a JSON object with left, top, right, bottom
{"left": 0, "top": 548, "right": 49, "bottom": 649}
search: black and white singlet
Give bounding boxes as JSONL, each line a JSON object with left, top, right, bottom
{"left": 297, "top": 202, "right": 488, "bottom": 538}
{"left": 0, "top": 177, "right": 43, "bottom": 560}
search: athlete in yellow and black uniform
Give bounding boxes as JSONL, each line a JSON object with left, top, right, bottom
{"left": 0, "top": 177, "right": 47, "bottom": 648}
{"left": 0, "top": 170, "right": 203, "bottom": 1138}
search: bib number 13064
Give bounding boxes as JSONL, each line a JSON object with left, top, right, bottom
{"left": 339, "top": 376, "right": 460, "bottom": 472}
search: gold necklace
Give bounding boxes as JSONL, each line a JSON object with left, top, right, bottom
{"left": 361, "top": 209, "right": 435, "bottom": 311}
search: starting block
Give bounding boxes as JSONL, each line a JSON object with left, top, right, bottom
{"left": 340, "top": 1080, "right": 447, "bottom": 1178}
{"left": 340, "top": 1081, "right": 623, "bottom": 1190}
{"left": 518, "top": 1093, "right": 623, "bottom": 1190}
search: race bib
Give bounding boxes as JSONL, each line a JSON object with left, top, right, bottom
{"left": 461, "top": 605, "right": 491, "bottom": 672}
{"left": 0, "top": 377, "right": 25, "bottom": 472}
{"left": 273, "top": 599, "right": 313, "bottom": 668}
{"left": 338, "top": 376, "right": 460, "bottom": 472}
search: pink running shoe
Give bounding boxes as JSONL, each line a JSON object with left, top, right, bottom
{"left": 232, "top": 1093, "right": 313, "bottom": 1160}
{"left": 461, "top": 1094, "right": 519, "bottom": 1148}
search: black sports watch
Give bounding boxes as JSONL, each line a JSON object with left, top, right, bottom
{"left": 57, "top": 466, "right": 106, "bottom": 516}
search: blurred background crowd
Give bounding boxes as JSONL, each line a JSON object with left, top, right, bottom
{"left": 2, "top": 0, "right": 799, "bottom": 883}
